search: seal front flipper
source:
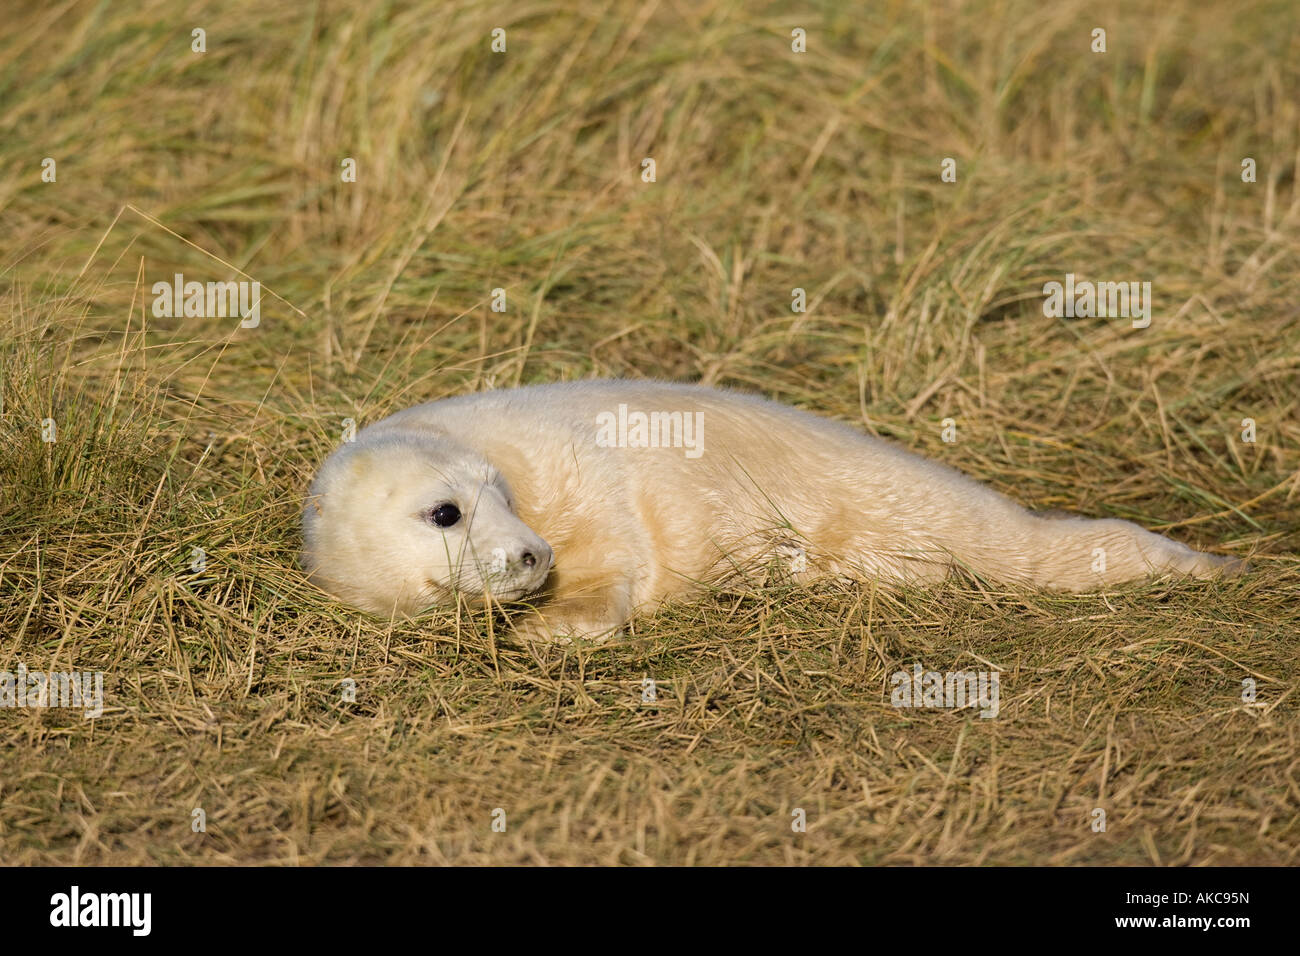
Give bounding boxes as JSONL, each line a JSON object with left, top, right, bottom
{"left": 512, "top": 613, "right": 623, "bottom": 646}
{"left": 511, "top": 575, "right": 634, "bottom": 645}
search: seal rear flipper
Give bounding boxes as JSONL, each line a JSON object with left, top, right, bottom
{"left": 1008, "top": 515, "right": 1245, "bottom": 591}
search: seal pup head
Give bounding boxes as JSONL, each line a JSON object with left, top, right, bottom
{"left": 301, "top": 429, "right": 554, "bottom": 616}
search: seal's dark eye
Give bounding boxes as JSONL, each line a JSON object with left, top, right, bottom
{"left": 429, "top": 503, "right": 461, "bottom": 528}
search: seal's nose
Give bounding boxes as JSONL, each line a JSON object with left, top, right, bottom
{"left": 515, "top": 542, "right": 552, "bottom": 573}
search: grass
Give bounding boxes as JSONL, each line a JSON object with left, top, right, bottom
{"left": 0, "top": 0, "right": 1297, "bottom": 865}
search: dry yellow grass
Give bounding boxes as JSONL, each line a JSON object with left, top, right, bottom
{"left": 0, "top": 0, "right": 1297, "bottom": 865}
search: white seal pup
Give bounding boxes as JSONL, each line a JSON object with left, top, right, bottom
{"left": 301, "top": 380, "right": 1240, "bottom": 640}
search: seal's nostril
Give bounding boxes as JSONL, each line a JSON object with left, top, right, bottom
{"left": 521, "top": 551, "right": 536, "bottom": 569}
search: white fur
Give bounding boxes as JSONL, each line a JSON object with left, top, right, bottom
{"left": 301, "top": 380, "right": 1240, "bottom": 639}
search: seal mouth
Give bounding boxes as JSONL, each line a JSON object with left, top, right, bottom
{"left": 484, "top": 572, "right": 550, "bottom": 603}
{"left": 480, "top": 583, "right": 531, "bottom": 602}
{"left": 429, "top": 570, "right": 550, "bottom": 606}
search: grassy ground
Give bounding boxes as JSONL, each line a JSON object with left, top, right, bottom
{"left": 1, "top": 0, "right": 1297, "bottom": 865}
